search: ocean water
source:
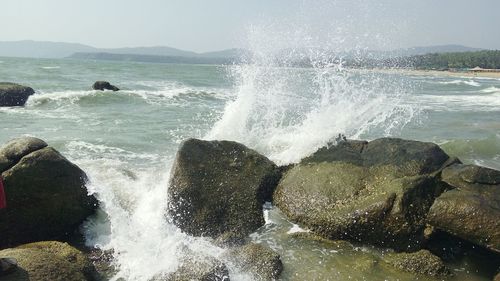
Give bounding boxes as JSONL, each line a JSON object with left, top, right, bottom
{"left": 1, "top": 56, "right": 499, "bottom": 281}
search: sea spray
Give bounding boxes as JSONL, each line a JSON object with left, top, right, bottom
{"left": 206, "top": 25, "right": 417, "bottom": 164}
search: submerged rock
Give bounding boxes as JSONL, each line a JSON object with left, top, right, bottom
{"left": 0, "top": 137, "right": 98, "bottom": 247}
{"left": 274, "top": 138, "right": 451, "bottom": 250}
{"left": 382, "top": 249, "right": 451, "bottom": 277}
{"left": 0, "top": 241, "right": 97, "bottom": 281}
{"left": 167, "top": 138, "right": 280, "bottom": 240}
{"left": 225, "top": 243, "right": 283, "bottom": 280}
{"left": 155, "top": 253, "right": 229, "bottom": 281}
{"left": 0, "top": 82, "right": 35, "bottom": 106}
{"left": 92, "top": 81, "right": 119, "bottom": 91}
{"left": 427, "top": 164, "right": 500, "bottom": 253}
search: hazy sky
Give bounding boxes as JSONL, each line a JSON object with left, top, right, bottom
{"left": 2, "top": 0, "right": 500, "bottom": 52}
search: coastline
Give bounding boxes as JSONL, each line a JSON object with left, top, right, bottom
{"left": 368, "top": 67, "right": 500, "bottom": 79}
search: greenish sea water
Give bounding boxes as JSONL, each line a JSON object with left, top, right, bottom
{"left": 1, "top": 56, "right": 499, "bottom": 280}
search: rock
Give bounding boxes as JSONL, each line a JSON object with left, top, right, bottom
{"left": 155, "top": 254, "right": 229, "bottom": 281}
{"left": 225, "top": 243, "right": 283, "bottom": 280}
{"left": 0, "top": 137, "right": 98, "bottom": 247}
{"left": 427, "top": 164, "right": 500, "bottom": 253}
{"left": 382, "top": 250, "right": 451, "bottom": 277}
{"left": 274, "top": 138, "right": 451, "bottom": 250}
{"left": 0, "top": 241, "right": 96, "bottom": 281}
{"left": 495, "top": 272, "right": 500, "bottom": 281}
{"left": 92, "top": 81, "right": 119, "bottom": 91}
{"left": 168, "top": 138, "right": 280, "bottom": 239}
{"left": 0, "top": 82, "right": 35, "bottom": 106}
{"left": 0, "top": 137, "right": 48, "bottom": 172}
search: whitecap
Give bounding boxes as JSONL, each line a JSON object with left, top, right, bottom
{"left": 438, "top": 80, "right": 481, "bottom": 87}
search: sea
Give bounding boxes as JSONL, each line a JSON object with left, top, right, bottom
{"left": 1, "top": 54, "right": 499, "bottom": 281}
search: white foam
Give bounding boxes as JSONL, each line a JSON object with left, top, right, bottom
{"left": 480, "top": 86, "right": 500, "bottom": 94}
{"left": 26, "top": 90, "right": 97, "bottom": 106}
{"left": 438, "top": 79, "right": 481, "bottom": 87}
{"left": 415, "top": 92, "right": 500, "bottom": 111}
{"left": 41, "top": 66, "right": 60, "bottom": 69}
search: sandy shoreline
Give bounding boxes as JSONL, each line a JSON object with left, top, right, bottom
{"left": 369, "top": 68, "right": 500, "bottom": 79}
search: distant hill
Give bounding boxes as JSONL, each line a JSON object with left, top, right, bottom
{"left": 69, "top": 52, "right": 238, "bottom": 65}
{"left": 0, "top": 40, "right": 240, "bottom": 59}
{"left": 0, "top": 40, "right": 95, "bottom": 58}
{"left": 389, "top": 44, "right": 483, "bottom": 57}
{"left": 0, "top": 40, "right": 489, "bottom": 67}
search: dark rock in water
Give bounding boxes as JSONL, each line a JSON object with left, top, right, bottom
{"left": 0, "top": 137, "right": 98, "bottom": 247}
{"left": 274, "top": 138, "right": 451, "bottom": 251}
{"left": 154, "top": 253, "right": 229, "bottom": 281}
{"left": 0, "top": 241, "right": 97, "bottom": 281}
{"left": 92, "top": 81, "right": 119, "bottom": 91}
{"left": 225, "top": 243, "right": 283, "bottom": 280}
{"left": 167, "top": 138, "right": 280, "bottom": 240}
{"left": 382, "top": 250, "right": 451, "bottom": 277}
{"left": 0, "top": 82, "right": 35, "bottom": 106}
{"left": 427, "top": 164, "right": 500, "bottom": 253}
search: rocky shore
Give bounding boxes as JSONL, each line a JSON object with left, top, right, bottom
{"left": 0, "top": 135, "right": 499, "bottom": 280}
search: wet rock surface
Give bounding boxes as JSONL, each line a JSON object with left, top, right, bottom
{"left": 0, "top": 241, "right": 97, "bottom": 281}
{"left": 225, "top": 243, "right": 283, "bottom": 280}
{"left": 0, "top": 137, "right": 98, "bottom": 247}
{"left": 427, "top": 164, "right": 500, "bottom": 253}
{"left": 274, "top": 138, "right": 451, "bottom": 250}
{"left": 92, "top": 81, "right": 119, "bottom": 91}
{"left": 382, "top": 249, "right": 451, "bottom": 277}
{"left": 167, "top": 138, "right": 280, "bottom": 240}
{"left": 0, "top": 82, "right": 35, "bottom": 106}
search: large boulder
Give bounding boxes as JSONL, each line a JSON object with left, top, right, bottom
{"left": 167, "top": 138, "right": 280, "bottom": 240}
{"left": 0, "top": 137, "right": 98, "bottom": 247}
{"left": 92, "top": 81, "right": 119, "bottom": 91}
{"left": 427, "top": 164, "right": 500, "bottom": 253}
{"left": 0, "top": 241, "right": 97, "bottom": 281}
{"left": 0, "top": 82, "right": 35, "bottom": 106}
{"left": 274, "top": 138, "right": 452, "bottom": 250}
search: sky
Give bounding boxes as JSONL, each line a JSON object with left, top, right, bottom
{"left": 2, "top": 0, "right": 500, "bottom": 52}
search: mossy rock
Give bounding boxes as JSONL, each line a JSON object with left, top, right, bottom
{"left": 0, "top": 241, "right": 97, "bottom": 281}
{"left": 427, "top": 164, "right": 500, "bottom": 253}
{"left": 274, "top": 138, "right": 450, "bottom": 250}
{"left": 225, "top": 243, "right": 283, "bottom": 280}
{"left": 382, "top": 249, "right": 452, "bottom": 277}
{"left": 0, "top": 137, "right": 98, "bottom": 247}
{"left": 168, "top": 138, "right": 280, "bottom": 239}
{"left": 0, "top": 82, "right": 35, "bottom": 106}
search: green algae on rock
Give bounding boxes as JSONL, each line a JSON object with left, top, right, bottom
{"left": 0, "top": 241, "right": 97, "bottom": 281}
{"left": 274, "top": 138, "right": 451, "bottom": 251}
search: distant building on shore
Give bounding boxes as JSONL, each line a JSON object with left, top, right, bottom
{"left": 469, "top": 66, "right": 500, "bottom": 73}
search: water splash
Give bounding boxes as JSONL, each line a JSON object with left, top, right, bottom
{"left": 206, "top": 24, "right": 417, "bottom": 165}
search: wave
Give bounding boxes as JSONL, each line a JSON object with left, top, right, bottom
{"left": 480, "top": 86, "right": 500, "bottom": 94}
{"left": 440, "top": 134, "right": 500, "bottom": 170}
{"left": 25, "top": 86, "right": 230, "bottom": 107}
{"left": 438, "top": 79, "right": 481, "bottom": 87}
{"left": 41, "top": 66, "right": 60, "bottom": 69}
{"left": 415, "top": 92, "right": 500, "bottom": 111}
